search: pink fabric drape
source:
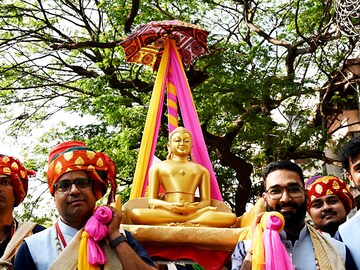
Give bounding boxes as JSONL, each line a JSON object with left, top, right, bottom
{"left": 262, "top": 214, "right": 295, "bottom": 270}
{"left": 140, "top": 53, "right": 169, "bottom": 196}
{"left": 140, "top": 39, "right": 222, "bottom": 200}
{"left": 85, "top": 206, "right": 113, "bottom": 265}
{"left": 167, "top": 41, "right": 222, "bottom": 200}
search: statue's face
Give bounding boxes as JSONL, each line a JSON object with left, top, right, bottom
{"left": 168, "top": 131, "right": 193, "bottom": 157}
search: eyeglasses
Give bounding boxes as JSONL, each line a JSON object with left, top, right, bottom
{"left": 265, "top": 185, "right": 305, "bottom": 200}
{"left": 53, "top": 178, "right": 92, "bottom": 193}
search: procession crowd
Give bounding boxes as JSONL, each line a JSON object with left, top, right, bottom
{"left": 1, "top": 132, "right": 360, "bottom": 269}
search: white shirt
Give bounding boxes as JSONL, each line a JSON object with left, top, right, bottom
{"left": 339, "top": 210, "right": 360, "bottom": 269}
{"left": 231, "top": 224, "right": 346, "bottom": 270}
{"left": 25, "top": 219, "right": 78, "bottom": 270}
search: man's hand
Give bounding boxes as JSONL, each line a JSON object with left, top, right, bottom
{"left": 106, "top": 205, "right": 123, "bottom": 241}
{"left": 251, "top": 212, "right": 264, "bottom": 239}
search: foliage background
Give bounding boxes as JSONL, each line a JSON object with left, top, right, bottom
{"left": 0, "top": 0, "right": 359, "bottom": 223}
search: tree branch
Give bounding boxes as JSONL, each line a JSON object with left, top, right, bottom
{"left": 124, "top": 0, "right": 140, "bottom": 34}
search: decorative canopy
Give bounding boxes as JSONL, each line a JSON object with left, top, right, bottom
{"left": 119, "top": 20, "right": 209, "bottom": 71}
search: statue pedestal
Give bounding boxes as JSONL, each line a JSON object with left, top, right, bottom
{"left": 122, "top": 224, "right": 247, "bottom": 269}
{"left": 122, "top": 224, "right": 245, "bottom": 250}
{"left": 122, "top": 197, "right": 247, "bottom": 269}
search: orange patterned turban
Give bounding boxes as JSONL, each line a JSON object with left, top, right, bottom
{"left": 0, "top": 154, "right": 36, "bottom": 207}
{"left": 306, "top": 175, "right": 355, "bottom": 214}
{"left": 46, "top": 141, "right": 117, "bottom": 204}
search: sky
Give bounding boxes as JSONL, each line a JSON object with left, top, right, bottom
{"left": 1, "top": 111, "right": 98, "bottom": 159}
{"left": 1, "top": 145, "right": 19, "bottom": 157}
{"left": 1, "top": 131, "right": 22, "bottom": 158}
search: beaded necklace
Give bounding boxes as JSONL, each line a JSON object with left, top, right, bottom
{"left": 55, "top": 220, "right": 67, "bottom": 254}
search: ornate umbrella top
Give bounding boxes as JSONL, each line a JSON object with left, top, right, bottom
{"left": 119, "top": 20, "right": 209, "bottom": 71}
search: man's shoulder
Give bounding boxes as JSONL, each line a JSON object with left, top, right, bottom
{"left": 316, "top": 229, "right": 347, "bottom": 257}
{"left": 339, "top": 211, "right": 360, "bottom": 232}
{"left": 17, "top": 221, "right": 46, "bottom": 232}
{"left": 25, "top": 226, "right": 53, "bottom": 244}
{"left": 326, "top": 234, "right": 345, "bottom": 246}
{"left": 33, "top": 224, "right": 46, "bottom": 233}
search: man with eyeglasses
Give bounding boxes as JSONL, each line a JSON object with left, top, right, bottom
{"left": 0, "top": 154, "right": 45, "bottom": 268}
{"left": 232, "top": 160, "right": 353, "bottom": 270}
{"left": 14, "top": 141, "right": 156, "bottom": 270}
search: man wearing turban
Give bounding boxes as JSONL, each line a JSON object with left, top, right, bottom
{"left": 306, "top": 175, "right": 355, "bottom": 237}
{"left": 232, "top": 161, "right": 355, "bottom": 270}
{"left": 0, "top": 154, "right": 45, "bottom": 267}
{"left": 15, "top": 141, "right": 156, "bottom": 270}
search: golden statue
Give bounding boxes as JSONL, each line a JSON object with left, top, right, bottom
{"left": 130, "top": 127, "right": 237, "bottom": 227}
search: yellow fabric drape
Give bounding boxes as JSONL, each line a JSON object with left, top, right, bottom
{"left": 252, "top": 221, "right": 265, "bottom": 270}
{"left": 236, "top": 211, "right": 285, "bottom": 270}
{"left": 167, "top": 67, "right": 178, "bottom": 128}
{"left": 78, "top": 231, "right": 99, "bottom": 270}
{"left": 251, "top": 212, "right": 284, "bottom": 270}
{"left": 130, "top": 40, "right": 171, "bottom": 199}
{"left": 237, "top": 198, "right": 266, "bottom": 241}
{"left": 239, "top": 198, "right": 266, "bottom": 228}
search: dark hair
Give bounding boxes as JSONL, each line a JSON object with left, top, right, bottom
{"left": 339, "top": 136, "right": 360, "bottom": 172}
{"left": 263, "top": 160, "right": 304, "bottom": 188}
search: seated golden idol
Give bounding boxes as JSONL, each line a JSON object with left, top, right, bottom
{"left": 130, "top": 127, "right": 237, "bottom": 228}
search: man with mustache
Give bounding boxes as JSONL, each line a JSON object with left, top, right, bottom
{"left": 0, "top": 154, "right": 45, "bottom": 267}
{"left": 14, "top": 141, "right": 156, "bottom": 270}
{"left": 232, "top": 161, "right": 354, "bottom": 270}
{"left": 306, "top": 175, "right": 355, "bottom": 237}
{"left": 335, "top": 136, "right": 360, "bottom": 269}
{"left": 339, "top": 136, "right": 360, "bottom": 210}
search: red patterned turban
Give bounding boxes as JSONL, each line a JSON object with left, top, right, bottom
{"left": 46, "top": 141, "right": 117, "bottom": 204}
{"left": 306, "top": 175, "right": 355, "bottom": 214}
{"left": 0, "top": 154, "right": 36, "bottom": 207}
